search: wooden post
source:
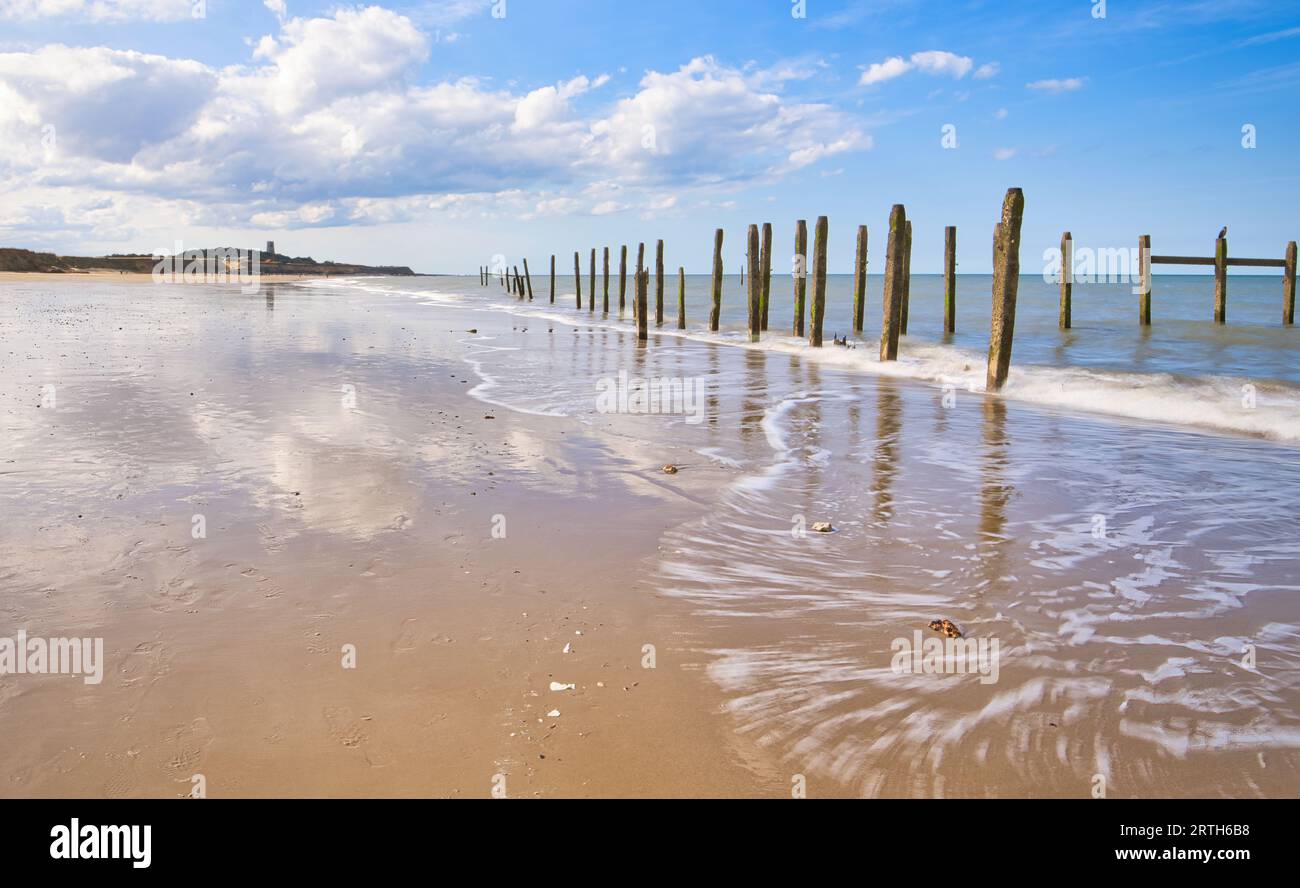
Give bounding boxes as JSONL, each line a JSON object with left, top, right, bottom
{"left": 900, "top": 220, "right": 912, "bottom": 335}
{"left": 810, "top": 216, "right": 828, "bottom": 347}
{"left": 852, "top": 224, "right": 868, "bottom": 333}
{"left": 636, "top": 269, "right": 649, "bottom": 342}
{"left": 739, "top": 262, "right": 744, "bottom": 287}
{"left": 574, "top": 252, "right": 582, "bottom": 308}
{"left": 589, "top": 248, "right": 596, "bottom": 311}
{"left": 1139, "top": 234, "right": 1152, "bottom": 326}
{"left": 760, "top": 222, "right": 772, "bottom": 331}
{"left": 655, "top": 239, "right": 665, "bottom": 326}
{"left": 523, "top": 258, "right": 534, "bottom": 301}
{"left": 603, "top": 246, "right": 610, "bottom": 312}
{"left": 1058, "top": 232, "right": 1071, "bottom": 329}
{"left": 880, "top": 205, "right": 906, "bottom": 361}
{"left": 944, "top": 226, "right": 957, "bottom": 334}
{"left": 634, "top": 243, "right": 645, "bottom": 321}
{"left": 1214, "top": 236, "right": 1227, "bottom": 323}
{"left": 1285, "top": 241, "right": 1297, "bottom": 325}
{"left": 747, "top": 224, "right": 762, "bottom": 342}
{"left": 549, "top": 255, "right": 556, "bottom": 303}
{"left": 793, "top": 220, "right": 808, "bottom": 338}
{"left": 514, "top": 265, "right": 523, "bottom": 300}
{"left": 709, "top": 229, "right": 724, "bottom": 332}
{"left": 677, "top": 267, "right": 686, "bottom": 330}
{"left": 986, "top": 188, "right": 1025, "bottom": 392}
{"left": 619, "top": 245, "right": 628, "bottom": 312}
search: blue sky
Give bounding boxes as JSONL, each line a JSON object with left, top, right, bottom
{"left": 0, "top": 0, "right": 1297, "bottom": 273}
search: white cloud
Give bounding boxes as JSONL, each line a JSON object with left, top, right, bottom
{"left": 994, "top": 107, "right": 1008, "bottom": 119}
{"left": 0, "top": 14, "right": 870, "bottom": 237}
{"left": 910, "top": 51, "right": 973, "bottom": 78}
{"left": 1027, "top": 77, "right": 1086, "bottom": 93}
{"left": 974, "top": 62, "right": 1000, "bottom": 80}
{"left": 860, "top": 51, "right": 986, "bottom": 87}
{"left": 994, "top": 147, "right": 1017, "bottom": 160}
{"left": 860, "top": 56, "right": 911, "bottom": 86}
{"left": 0, "top": 0, "right": 195, "bottom": 21}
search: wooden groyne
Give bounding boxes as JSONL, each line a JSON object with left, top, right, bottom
{"left": 493, "top": 186, "right": 1295, "bottom": 398}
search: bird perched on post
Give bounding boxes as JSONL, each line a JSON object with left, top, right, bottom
{"left": 1218, "top": 226, "right": 1228, "bottom": 240}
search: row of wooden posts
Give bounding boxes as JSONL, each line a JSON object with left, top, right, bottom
{"left": 476, "top": 187, "right": 1298, "bottom": 391}
{"left": 478, "top": 189, "right": 1024, "bottom": 391}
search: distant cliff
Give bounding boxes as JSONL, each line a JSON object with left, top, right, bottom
{"left": 0, "top": 247, "right": 416, "bottom": 276}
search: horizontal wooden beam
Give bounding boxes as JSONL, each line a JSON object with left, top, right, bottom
{"left": 1228, "top": 257, "right": 1287, "bottom": 268}
{"left": 1151, "top": 255, "right": 1286, "bottom": 268}
{"left": 1150, "top": 255, "right": 1215, "bottom": 266}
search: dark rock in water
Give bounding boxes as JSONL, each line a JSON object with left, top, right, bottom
{"left": 662, "top": 464, "right": 679, "bottom": 475}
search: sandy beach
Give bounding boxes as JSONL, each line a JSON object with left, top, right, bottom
{"left": 0, "top": 275, "right": 783, "bottom": 798}
{"left": 2, "top": 272, "right": 1297, "bottom": 798}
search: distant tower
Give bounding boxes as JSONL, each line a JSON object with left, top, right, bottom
{"left": 266, "top": 240, "right": 275, "bottom": 256}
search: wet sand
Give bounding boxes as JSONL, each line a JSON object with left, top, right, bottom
{"left": 0, "top": 277, "right": 779, "bottom": 797}
{"left": 2, "top": 274, "right": 1297, "bottom": 798}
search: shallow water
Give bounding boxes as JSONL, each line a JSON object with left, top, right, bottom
{"left": 396, "top": 272, "right": 1300, "bottom": 796}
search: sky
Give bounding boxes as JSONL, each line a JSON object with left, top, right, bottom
{"left": 0, "top": 0, "right": 1297, "bottom": 274}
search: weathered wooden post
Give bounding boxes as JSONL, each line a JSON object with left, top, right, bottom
{"left": 986, "top": 188, "right": 1025, "bottom": 392}
{"left": 852, "top": 224, "right": 868, "bottom": 333}
{"left": 1139, "top": 234, "right": 1152, "bottom": 326}
{"left": 747, "top": 225, "right": 762, "bottom": 342}
{"left": 636, "top": 269, "right": 649, "bottom": 342}
{"left": 677, "top": 267, "right": 686, "bottom": 330}
{"left": 1058, "top": 232, "right": 1071, "bottom": 329}
{"left": 523, "top": 258, "right": 534, "bottom": 301}
{"left": 880, "top": 205, "right": 906, "bottom": 361}
{"left": 603, "top": 247, "right": 610, "bottom": 312}
{"left": 793, "top": 220, "right": 808, "bottom": 337}
{"left": 810, "top": 216, "right": 828, "bottom": 347}
{"left": 634, "top": 243, "right": 645, "bottom": 321}
{"left": 900, "top": 220, "right": 913, "bottom": 335}
{"left": 550, "top": 255, "right": 556, "bottom": 303}
{"left": 760, "top": 222, "right": 773, "bottom": 331}
{"left": 514, "top": 265, "right": 523, "bottom": 300}
{"left": 574, "top": 252, "right": 582, "bottom": 308}
{"left": 709, "top": 229, "right": 724, "bottom": 332}
{"left": 1214, "top": 235, "right": 1228, "bottom": 323}
{"left": 944, "top": 226, "right": 957, "bottom": 334}
{"left": 1285, "top": 241, "right": 1297, "bottom": 325}
{"left": 589, "top": 249, "right": 596, "bottom": 311}
{"left": 655, "top": 239, "right": 665, "bottom": 326}
{"left": 619, "top": 245, "right": 628, "bottom": 312}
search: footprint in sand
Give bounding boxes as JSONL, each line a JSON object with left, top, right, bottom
{"left": 323, "top": 706, "right": 390, "bottom": 768}
{"left": 119, "top": 640, "right": 173, "bottom": 685}
{"left": 160, "top": 717, "right": 215, "bottom": 776}
{"left": 392, "top": 617, "right": 418, "bottom": 653}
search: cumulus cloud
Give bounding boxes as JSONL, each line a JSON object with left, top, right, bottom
{"left": 860, "top": 50, "right": 987, "bottom": 86}
{"left": 0, "top": 9, "right": 871, "bottom": 235}
{"left": 1027, "top": 77, "right": 1086, "bottom": 93}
